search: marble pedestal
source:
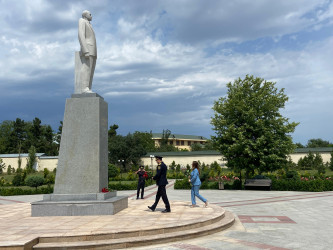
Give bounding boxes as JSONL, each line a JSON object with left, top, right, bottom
{"left": 31, "top": 192, "right": 128, "bottom": 217}
{"left": 31, "top": 93, "right": 128, "bottom": 216}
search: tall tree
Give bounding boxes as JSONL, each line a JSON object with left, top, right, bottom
{"left": 211, "top": 75, "right": 298, "bottom": 178}
{"left": 26, "top": 145, "right": 37, "bottom": 173}
{"left": 0, "top": 120, "right": 13, "bottom": 153}
{"left": 8, "top": 118, "right": 27, "bottom": 153}
{"left": 306, "top": 138, "right": 332, "bottom": 148}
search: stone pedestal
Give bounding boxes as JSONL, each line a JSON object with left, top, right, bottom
{"left": 54, "top": 93, "right": 108, "bottom": 194}
{"left": 31, "top": 93, "right": 128, "bottom": 216}
{"left": 31, "top": 194, "right": 128, "bottom": 217}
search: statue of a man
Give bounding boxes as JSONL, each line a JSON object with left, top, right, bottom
{"left": 77, "top": 10, "right": 97, "bottom": 93}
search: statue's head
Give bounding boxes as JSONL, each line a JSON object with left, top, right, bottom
{"left": 82, "top": 10, "right": 92, "bottom": 21}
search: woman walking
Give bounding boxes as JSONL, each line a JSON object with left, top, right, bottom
{"left": 188, "top": 161, "right": 208, "bottom": 208}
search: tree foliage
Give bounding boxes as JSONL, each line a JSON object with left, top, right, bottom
{"left": 211, "top": 75, "right": 298, "bottom": 178}
{"left": 0, "top": 158, "right": 5, "bottom": 174}
{"left": 297, "top": 152, "right": 325, "bottom": 174}
{"left": 108, "top": 125, "right": 154, "bottom": 170}
{"left": 0, "top": 118, "right": 59, "bottom": 155}
{"left": 26, "top": 146, "right": 37, "bottom": 173}
{"left": 330, "top": 152, "right": 333, "bottom": 171}
{"left": 25, "top": 176, "right": 44, "bottom": 190}
{"left": 306, "top": 138, "right": 332, "bottom": 148}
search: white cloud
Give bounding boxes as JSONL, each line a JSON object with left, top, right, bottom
{"left": 1, "top": 0, "right": 333, "bottom": 143}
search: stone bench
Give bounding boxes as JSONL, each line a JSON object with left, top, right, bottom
{"left": 244, "top": 178, "right": 272, "bottom": 190}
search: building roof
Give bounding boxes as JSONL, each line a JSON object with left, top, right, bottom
{"left": 151, "top": 133, "right": 208, "bottom": 141}
{"left": 294, "top": 147, "right": 333, "bottom": 153}
{"left": 40, "top": 156, "right": 59, "bottom": 159}
{"left": 144, "top": 150, "right": 221, "bottom": 157}
{"left": 145, "top": 147, "right": 333, "bottom": 157}
{"left": 0, "top": 153, "right": 45, "bottom": 158}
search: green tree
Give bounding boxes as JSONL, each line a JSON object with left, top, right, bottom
{"left": 169, "top": 161, "right": 176, "bottom": 171}
{"left": 306, "top": 138, "right": 332, "bottom": 148}
{"left": 295, "top": 142, "right": 304, "bottom": 148}
{"left": 191, "top": 143, "right": 204, "bottom": 151}
{"left": 108, "top": 164, "right": 120, "bottom": 179}
{"left": 157, "top": 129, "right": 178, "bottom": 152}
{"left": 211, "top": 75, "right": 298, "bottom": 179}
{"left": 0, "top": 158, "right": 5, "bottom": 174}
{"left": 26, "top": 146, "right": 37, "bottom": 173}
{"left": 0, "top": 120, "right": 13, "bottom": 153}
{"left": 329, "top": 152, "right": 333, "bottom": 171}
{"left": 8, "top": 118, "right": 27, "bottom": 153}
{"left": 12, "top": 173, "right": 24, "bottom": 186}
{"left": 108, "top": 133, "right": 147, "bottom": 170}
{"left": 133, "top": 131, "right": 155, "bottom": 152}
{"left": 161, "top": 129, "right": 171, "bottom": 147}
{"left": 108, "top": 124, "right": 119, "bottom": 138}
{"left": 7, "top": 165, "right": 12, "bottom": 175}
{"left": 25, "top": 176, "right": 44, "bottom": 190}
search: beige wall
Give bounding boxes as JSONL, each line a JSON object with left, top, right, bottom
{"left": 1, "top": 157, "right": 57, "bottom": 172}
{"left": 1, "top": 151, "right": 331, "bottom": 172}
{"left": 289, "top": 153, "right": 331, "bottom": 164}
{"left": 38, "top": 158, "right": 58, "bottom": 171}
{"left": 141, "top": 155, "right": 227, "bottom": 169}
{"left": 1, "top": 157, "right": 29, "bottom": 171}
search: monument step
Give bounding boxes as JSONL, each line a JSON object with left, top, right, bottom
{"left": 37, "top": 204, "right": 225, "bottom": 244}
{"left": 33, "top": 211, "right": 235, "bottom": 249}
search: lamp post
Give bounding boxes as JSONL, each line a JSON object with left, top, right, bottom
{"left": 118, "top": 159, "right": 124, "bottom": 184}
{"left": 150, "top": 155, "right": 154, "bottom": 176}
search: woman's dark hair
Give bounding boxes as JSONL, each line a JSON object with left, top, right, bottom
{"left": 192, "top": 161, "right": 200, "bottom": 174}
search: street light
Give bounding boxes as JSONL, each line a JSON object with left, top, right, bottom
{"left": 118, "top": 159, "right": 125, "bottom": 183}
{"left": 150, "top": 155, "right": 154, "bottom": 176}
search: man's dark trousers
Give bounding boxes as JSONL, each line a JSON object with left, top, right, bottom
{"left": 151, "top": 185, "right": 170, "bottom": 210}
{"left": 137, "top": 181, "right": 145, "bottom": 198}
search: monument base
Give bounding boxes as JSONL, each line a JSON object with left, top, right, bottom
{"left": 31, "top": 194, "right": 128, "bottom": 217}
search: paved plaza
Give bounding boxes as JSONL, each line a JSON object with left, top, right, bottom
{"left": 1, "top": 182, "right": 333, "bottom": 249}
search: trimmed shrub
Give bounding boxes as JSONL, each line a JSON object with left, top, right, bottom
{"left": 108, "top": 164, "right": 120, "bottom": 179}
{"left": 25, "top": 176, "right": 45, "bottom": 190}
{"left": 0, "top": 186, "right": 53, "bottom": 196}
{"left": 174, "top": 179, "right": 191, "bottom": 189}
{"left": 272, "top": 179, "right": 333, "bottom": 192}
{"left": 12, "top": 173, "right": 24, "bottom": 186}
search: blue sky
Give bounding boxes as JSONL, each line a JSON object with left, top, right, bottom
{"left": 1, "top": 0, "right": 333, "bottom": 144}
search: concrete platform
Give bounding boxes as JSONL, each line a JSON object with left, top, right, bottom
{"left": 31, "top": 195, "right": 128, "bottom": 217}
{"left": 0, "top": 200, "right": 234, "bottom": 249}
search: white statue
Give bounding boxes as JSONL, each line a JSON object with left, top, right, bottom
{"left": 75, "top": 10, "right": 97, "bottom": 94}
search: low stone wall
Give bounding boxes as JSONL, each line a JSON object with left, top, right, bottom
{"left": 1, "top": 148, "right": 332, "bottom": 172}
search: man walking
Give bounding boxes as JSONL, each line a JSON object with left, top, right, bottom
{"left": 148, "top": 156, "right": 171, "bottom": 213}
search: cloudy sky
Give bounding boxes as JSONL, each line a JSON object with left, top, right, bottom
{"left": 1, "top": 0, "right": 332, "bottom": 144}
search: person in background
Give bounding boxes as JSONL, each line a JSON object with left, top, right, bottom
{"left": 189, "top": 161, "right": 208, "bottom": 208}
{"left": 136, "top": 166, "right": 147, "bottom": 199}
{"left": 148, "top": 156, "right": 171, "bottom": 213}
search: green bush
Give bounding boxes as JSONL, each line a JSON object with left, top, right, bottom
{"left": 108, "top": 164, "right": 120, "bottom": 179}
{"left": 285, "top": 170, "right": 299, "bottom": 180}
{"left": 25, "top": 176, "right": 45, "bottom": 190}
{"left": 272, "top": 179, "right": 333, "bottom": 192}
{"left": 12, "top": 173, "right": 24, "bottom": 186}
{"left": 0, "top": 186, "right": 53, "bottom": 196}
{"left": 109, "top": 180, "right": 154, "bottom": 190}
{"left": 174, "top": 179, "right": 191, "bottom": 189}
{"left": 43, "top": 168, "right": 50, "bottom": 178}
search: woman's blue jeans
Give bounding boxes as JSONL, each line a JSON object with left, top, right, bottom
{"left": 191, "top": 185, "right": 207, "bottom": 205}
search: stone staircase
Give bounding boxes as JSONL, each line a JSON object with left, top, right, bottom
{"left": 33, "top": 205, "right": 234, "bottom": 249}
